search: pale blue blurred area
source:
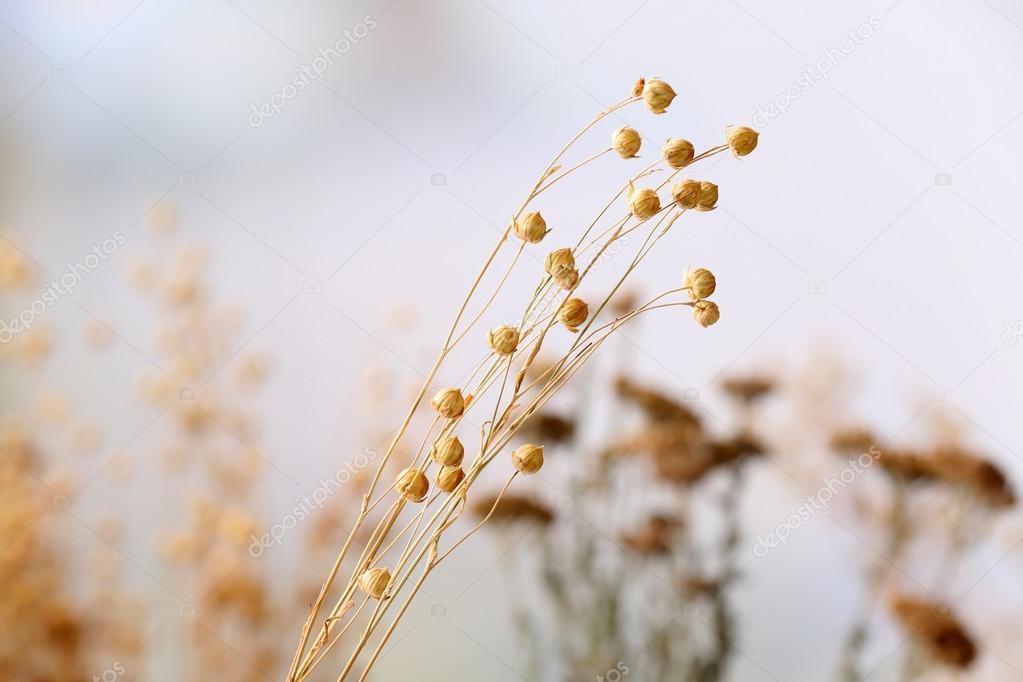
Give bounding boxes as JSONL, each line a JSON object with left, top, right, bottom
{"left": 2, "top": 1, "right": 1023, "bottom": 680}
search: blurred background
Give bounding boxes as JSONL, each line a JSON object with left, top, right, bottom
{"left": 1, "top": 1, "right": 1022, "bottom": 680}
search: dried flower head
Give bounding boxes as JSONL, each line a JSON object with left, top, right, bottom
{"left": 554, "top": 267, "right": 580, "bottom": 291}
{"left": 890, "top": 595, "right": 976, "bottom": 668}
{"left": 511, "top": 443, "right": 544, "bottom": 474}
{"left": 514, "top": 211, "right": 548, "bottom": 243}
{"left": 692, "top": 300, "right": 720, "bottom": 327}
{"left": 672, "top": 179, "right": 701, "bottom": 209}
{"left": 721, "top": 375, "right": 774, "bottom": 403}
{"left": 663, "top": 138, "right": 695, "bottom": 169}
{"left": 471, "top": 493, "right": 554, "bottom": 525}
{"left": 629, "top": 184, "right": 661, "bottom": 220}
{"left": 931, "top": 446, "right": 1015, "bottom": 508}
{"left": 615, "top": 377, "right": 701, "bottom": 426}
{"left": 642, "top": 78, "right": 676, "bottom": 114}
{"left": 726, "top": 125, "right": 759, "bottom": 157}
{"left": 435, "top": 465, "right": 465, "bottom": 493}
{"left": 830, "top": 427, "right": 878, "bottom": 454}
{"left": 558, "top": 297, "right": 589, "bottom": 332}
{"left": 683, "top": 267, "right": 716, "bottom": 300}
{"left": 518, "top": 412, "right": 576, "bottom": 445}
{"left": 431, "top": 387, "right": 465, "bottom": 418}
{"left": 432, "top": 436, "right": 464, "bottom": 467}
{"left": 696, "top": 181, "right": 719, "bottom": 211}
{"left": 612, "top": 126, "right": 642, "bottom": 158}
{"left": 544, "top": 248, "right": 576, "bottom": 278}
{"left": 358, "top": 567, "right": 391, "bottom": 600}
{"left": 396, "top": 468, "right": 429, "bottom": 502}
{"left": 621, "top": 514, "right": 683, "bottom": 557}
{"left": 487, "top": 325, "right": 520, "bottom": 356}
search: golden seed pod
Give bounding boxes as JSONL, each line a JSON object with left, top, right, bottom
{"left": 431, "top": 387, "right": 465, "bottom": 418}
{"left": 642, "top": 78, "right": 676, "bottom": 115}
{"left": 672, "top": 179, "right": 701, "bottom": 209}
{"left": 612, "top": 126, "right": 642, "bottom": 158}
{"left": 488, "top": 325, "right": 520, "bottom": 356}
{"left": 558, "top": 297, "right": 589, "bottom": 333}
{"left": 555, "top": 267, "right": 580, "bottom": 291}
{"left": 432, "top": 436, "right": 464, "bottom": 467}
{"left": 629, "top": 186, "right": 661, "bottom": 220}
{"left": 692, "top": 300, "right": 721, "bottom": 328}
{"left": 396, "top": 467, "right": 429, "bottom": 502}
{"left": 684, "top": 268, "right": 716, "bottom": 300}
{"left": 544, "top": 248, "right": 576, "bottom": 277}
{"left": 514, "top": 212, "right": 548, "bottom": 243}
{"left": 663, "top": 138, "right": 695, "bottom": 169}
{"left": 631, "top": 77, "right": 646, "bottom": 98}
{"left": 511, "top": 443, "right": 544, "bottom": 474}
{"left": 359, "top": 566, "right": 391, "bottom": 600}
{"left": 435, "top": 465, "right": 465, "bottom": 493}
{"left": 726, "top": 125, "right": 759, "bottom": 157}
{"left": 696, "top": 181, "right": 719, "bottom": 211}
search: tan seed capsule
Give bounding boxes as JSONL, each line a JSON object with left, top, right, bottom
{"left": 684, "top": 268, "right": 716, "bottom": 300}
{"left": 432, "top": 436, "right": 464, "bottom": 467}
{"left": 488, "top": 325, "right": 520, "bottom": 356}
{"left": 696, "top": 181, "right": 718, "bottom": 211}
{"left": 692, "top": 300, "right": 720, "bottom": 328}
{"left": 435, "top": 465, "right": 465, "bottom": 493}
{"left": 663, "top": 138, "right": 695, "bottom": 169}
{"left": 514, "top": 212, "right": 548, "bottom": 243}
{"left": 512, "top": 443, "right": 544, "bottom": 474}
{"left": 544, "top": 248, "right": 576, "bottom": 277}
{"left": 642, "top": 79, "right": 676, "bottom": 115}
{"left": 431, "top": 387, "right": 465, "bottom": 418}
{"left": 629, "top": 186, "right": 661, "bottom": 220}
{"left": 396, "top": 467, "right": 429, "bottom": 502}
{"left": 554, "top": 267, "right": 579, "bottom": 291}
{"left": 726, "top": 126, "right": 759, "bottom": 157}
{"left": 558, "top": 297, "right": 589, "bottom": 332}
{"left": 359, "top": 566, "right": 391, "bottom": 599}
{"left": 612, "top": 126, "right": 642, "bottom": 158}
{"left": 672, "top": 179, "right": 701, "bottom": 209}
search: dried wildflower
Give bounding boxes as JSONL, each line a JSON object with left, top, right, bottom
{"left": 359, "top": 567, "right": 391, "bottom": 600}
{"left": 615, "top": 377, "right": 700, "bottom": 425}
{"left": 432, "top": 436, "right": 464, "bottom": 467}
{"left": 876, "top": 448, "right": 935, "bottom": 482}
{"left": 431, "top": 388, "right": 465, "bottom": 419}
{"left": 663, "top": 138, "right": 695, "bottom": 169}
{"left": 683, "top": 267, "right": 716, "bottom": 300}
{"left": 720, "top": 375, "right": 774, "bottom": 403}
{"left": 612, "top": 126, "right": 642, "bottom": 158}
{"left": 558, "top": 297, "right": 589, "bottom": 332}
{"left": 829, "top": 427, "right": 878, "bottom": 453}
{"left": 518, "top": 412, "right": 576, "bottom": 445}
{"left": 726, "top": 125, "right": 759, "bottom": 157}
{"left": 890, "top": 595, "right": 976, "bottom": 668}
{"left": 642, "top": 78, "right": 676, "bottom": 114}
{"left": 621, "top": 514, "right": 684, "bottom": 556}
{"left": 696, "top": 181, "right": 719, "bottom": 211}
{"left": 544, "top": 248, "right": 576, "bottom": 278}
{"left": 554, "top": 267, "right": 580, "bottom": 290}
{"left": 514, "top": 211, "right": 549, "bottom": 243}
{"left": 629, "top": 185, "right": 661, "bottom": 220}
{"left": 511, "top": 443, "right": 544, "bottom": 474}
{"left": 692, "top": 300, "right": 720, "bottom": 327}
{"left": 672, "top": 179, "right": 701, "bottom": 209}
{"left": 396, "top": 468, "right": 429, "bottom": 502}
{"left": 931, "top": 446, "right": 1015, "bottom": 508}
{"left": 487, "top": 325, "right": 520, "bottom": 356}
{"left": 471, "top": 493, "right": 554, "bottom": 525}
{"left": 435, "top": 465, "right": 465, "bottom": 493}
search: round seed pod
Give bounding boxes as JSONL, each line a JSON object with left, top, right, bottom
{"left": 435, "top": 465, "right": 465, "bottom": 493}
{"left": 663, "top": 138, "right": 695, "bottom": 169}
{"left": 554, "top": 267, "right": 579, "bottom": 291}
{"left": 629, "top": 187, "right": 661, "bottom": 220}
{"left": 692, "top": 300, "right": 720, "bottom": 328}
{"left": 642, "top": 79, "right": 676, "bottom": 115}
{"left": 487, "top": 325, "right": 520, "bottom": 356}
{"left": 359, "top": 566, "right": 391, "bottom": 599}
{"left": 726, "top": 126, "right": 759, "bottom": 157}
{"left": 544, "top": 248, "right": 575, "bottom": 278}
{"left": 696, "top": 181, "right": 718, "bottom": 211}
{"left": 672, "top": 179, "right": 700, "bottom": 209}
{"left": 396, "top": 468, "right": 429, "bottom": 502}
{"left": 612, "top": 126, "right": 642, "bottom": 158}
{"left": 558, "top": 297, "right": 589, "bottom": 332}
{"left": 512, "top": 443, "right": 544, "bottom": 474}
{"left": 514, "top": 212, "right": 548, "bottom": 243}
{"left": 432, "top": 436, "right": 464, "bottom": 467}
{"left": 684, "top": 268, "right": 716, "bottom": 300}
{"left": 431, "top": 388, "right": 464, "bottom": 418}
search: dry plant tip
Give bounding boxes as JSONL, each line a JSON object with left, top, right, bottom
{"left": 431, "top": 387, "right": 465, "bottom": 419}
{"left": 511, "top": 443, "right": 544, "bottom": 474}
{"left": 613, "top": 126, "right": 642, "bottom": 158}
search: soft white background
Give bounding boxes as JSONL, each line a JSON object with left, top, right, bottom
{"left": 2, "top": 0, "right": 1023, "bottom": 680}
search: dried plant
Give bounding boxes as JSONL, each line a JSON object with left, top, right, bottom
{"left": 287, "top": 77, "right": 761, "bottom": 681}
